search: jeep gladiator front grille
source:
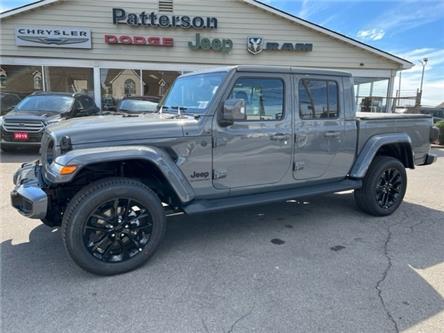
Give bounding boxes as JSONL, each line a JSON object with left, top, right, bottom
{"left": 2, "top": 120, "right": 45, "bottom": 133}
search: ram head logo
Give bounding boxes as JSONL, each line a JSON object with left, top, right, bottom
{"left": 247, "top": 37, "right": 264, "bottom": 55}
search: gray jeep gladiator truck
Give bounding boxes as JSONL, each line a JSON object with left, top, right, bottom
{"left": 10, "top": 66, "right": 438, "bottom": 275}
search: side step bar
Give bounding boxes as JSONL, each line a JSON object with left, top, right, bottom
{"left": 183, "top": 179, "right": 362, "bottom": 215}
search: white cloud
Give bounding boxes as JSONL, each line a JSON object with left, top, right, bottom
{"left": 358, "top": 1, "right": 444, "bottom": 38}
{"left": 297, "top": 0, "right": 330, "bottom": 20}
{"left": 357, "top": 28, "right": 385, "bottom": 41}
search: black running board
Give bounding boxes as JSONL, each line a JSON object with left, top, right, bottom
{"left": 183, "top": 179, "right": 362, "bottom": 215}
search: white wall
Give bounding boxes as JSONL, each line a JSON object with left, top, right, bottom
{"left": 0, "top": 0, "right": 402, "bottom": 71}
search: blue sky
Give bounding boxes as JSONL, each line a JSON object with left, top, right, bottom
{"left": 2, "top": 0, "right": 443, "bottom": 105}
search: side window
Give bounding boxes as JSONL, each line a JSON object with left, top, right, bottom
{"left": 299, "top": 79, "right": 339, "bottom": 120}
{"left": 229, "top": 78, "right": 284, "bottom": 121}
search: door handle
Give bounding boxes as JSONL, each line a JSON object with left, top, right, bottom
{"left": 271, "top": 133, "right": 290, "bottom": 141}
{"left": 324, "top": 131, "right": 341, "bottom": 138}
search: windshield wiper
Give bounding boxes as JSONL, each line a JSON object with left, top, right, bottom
{"left": 160, "top": 106, "right": 190, "bottom": 118}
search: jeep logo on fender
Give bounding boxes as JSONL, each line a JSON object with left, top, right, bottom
{"left": 190, "top": 171, "right": 210, "bottom": 180}
{"left": 189, "top": 33, "right": 233, "bottom": 54}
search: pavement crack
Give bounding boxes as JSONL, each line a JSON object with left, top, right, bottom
{"left": 375, "top": 225, "right": 399, "bottom": 333}
{"left": 201, "top": 318, "right": 210, "bottom": 333}
{"left": 227, "top": 305, "right": 254, "bottom": 333}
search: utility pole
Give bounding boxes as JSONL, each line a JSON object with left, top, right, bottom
{"left": 419, "top": 58, "right": 428, "bottom": 93}
{"left": 417, "top": 58, "right": 428, "bottom": 107}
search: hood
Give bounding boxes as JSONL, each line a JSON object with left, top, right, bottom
{"left": 4, "top": 110, "right": 62, "bottom": 123}
{"left": 47, "top": 113, "right": 199, "bottom": 145}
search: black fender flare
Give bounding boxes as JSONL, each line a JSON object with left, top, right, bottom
{"left": 45, "top": 145, "right": 195, "bottom": 203}
{"left": 350, "top": 133, "right": 414, "bottom": 179}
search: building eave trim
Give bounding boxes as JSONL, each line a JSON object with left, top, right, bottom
{"left": 0, "top": 0, "right": 62, "bottom": 19}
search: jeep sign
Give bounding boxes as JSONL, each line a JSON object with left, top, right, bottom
{"left": 16, "top": 26, "right": 92, "bottom": 49}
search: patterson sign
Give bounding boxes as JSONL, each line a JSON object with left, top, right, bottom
{"left": 15, "top": 26, "right": 92, "bottom": 49}
{"left": 112, "top": 8, "right": 218, "bottom": 29}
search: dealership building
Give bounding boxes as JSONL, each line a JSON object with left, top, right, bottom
{"left": 0, "top": 0, "right": 413, "bottom": 112}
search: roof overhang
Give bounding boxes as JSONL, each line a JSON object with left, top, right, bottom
{"left": 0, "top": 0, "right": 62, "bottom": 19}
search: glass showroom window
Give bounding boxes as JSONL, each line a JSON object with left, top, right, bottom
{"left": 141, "top": 70, "right": 181, "bottom": 101}
{"left": 354, "top": 77, "right": 389, "bottom": 113}
{"left": 100, "top": 69, "right": 143, "bottom": 110}
{"left": 0, "top": 65, "right": 44, "bottom": 113}
{"left": 46, "top": 67, "right": 94, "bottom": 96}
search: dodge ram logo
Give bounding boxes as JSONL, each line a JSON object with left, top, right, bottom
{"left": 247, "top": 37, "right": 264, "bottom": 55}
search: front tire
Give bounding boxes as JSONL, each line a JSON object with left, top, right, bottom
{"left": 62, "top": 177, "right": 166, "bottom": 275}
{"left": 354, "top": 156, "right": 407, "bottom": 216}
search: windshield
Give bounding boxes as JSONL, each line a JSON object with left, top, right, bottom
{"left": 15, "top": 95, "right": 74, "bottom": 113}
{"left": 118, "top": 99, "right": 158, "bottom": 113}
{"left": 161, "top": 72, "right": 227, "bottom": 114}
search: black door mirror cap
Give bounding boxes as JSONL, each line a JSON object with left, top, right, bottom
{"left": 220, "top": 98, "right": 246, "bottom": 127}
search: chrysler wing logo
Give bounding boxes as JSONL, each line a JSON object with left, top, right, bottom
{"left": 17, "top": 35, "right": 89, "bottom": 46}
{"left": 247, "top": 37, "right": 264, "bottom": 55}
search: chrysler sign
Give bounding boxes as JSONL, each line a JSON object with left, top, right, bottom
{"left": 16, "top": 26, "right": 92, "bottom": 49}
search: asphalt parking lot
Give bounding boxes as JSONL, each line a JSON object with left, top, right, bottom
{"left": 1, "top": 149, "right": 443, "bottom": 333}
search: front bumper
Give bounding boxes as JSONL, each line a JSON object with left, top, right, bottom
{"left": 10, "top": 162, "right": 48, "bottom": 219}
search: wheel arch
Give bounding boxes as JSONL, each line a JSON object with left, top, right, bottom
{"left": 48, "top": 146, "right": 195, "bottom": 205}
{"left": 350, "top": 133, "right": 414, "bottom": 179}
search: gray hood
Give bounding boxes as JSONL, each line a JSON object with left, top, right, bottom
{"left": 47, "top": 113, "right": 198, "bottom": 146}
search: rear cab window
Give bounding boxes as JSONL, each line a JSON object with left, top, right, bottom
{"left": 299, "top": 79, "right": 340, "bottom": 120}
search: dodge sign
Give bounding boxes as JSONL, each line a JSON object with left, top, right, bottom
{"left": 16, "top": 26, "right": 92, "bottom": 49}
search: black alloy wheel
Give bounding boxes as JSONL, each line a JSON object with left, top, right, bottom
{"left": 83, "top": 198, "right": 153, "bottom": 263}
{"left": 62, "top": 178, "right": 166, "bottom": 275}
{"left": 354, "top": 156, "right": 407, "bottom": 216}
{"left": 375, "top": 168, "right": 403, "bottom": 209}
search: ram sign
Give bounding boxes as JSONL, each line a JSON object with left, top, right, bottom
{"left": 16, "top": 26, "right": 92, "bottom": 49}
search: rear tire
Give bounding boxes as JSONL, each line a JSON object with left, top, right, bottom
{"left": 62, "top": 177, "right": 166, "bottom": 276}
{"left": 354, "top": 156, "right": 407, "bottom": 216}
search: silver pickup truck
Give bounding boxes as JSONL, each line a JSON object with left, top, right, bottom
{"left": 10, "top": 66, "right": 438, "bottom": 275}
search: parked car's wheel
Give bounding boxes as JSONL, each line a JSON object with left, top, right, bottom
{"left": 62, "top": 177, "right": 166, "bottom": 275}
{"left": 354, "top": 156, "right": 407, "bottom": 216}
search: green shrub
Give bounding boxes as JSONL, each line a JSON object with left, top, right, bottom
{"left": 436, "top": 120, "right": 444, "bottom": 145}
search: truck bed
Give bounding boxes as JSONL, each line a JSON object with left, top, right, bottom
{"left": 356, "top": 112, "right": 433, "bottom": 166}
{"left": 356, "top": 112, "right": 432, "bottom": 120}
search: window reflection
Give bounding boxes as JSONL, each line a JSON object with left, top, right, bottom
{"left": 46, "top": 67, "right": 93, "bottom": 96}
{"left": 354, "top": 77, "right": 389, "bottom": 112}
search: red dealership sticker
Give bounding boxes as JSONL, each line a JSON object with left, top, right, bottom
{"left": 13, "top": 132, "right": 29, "bottom": 141}
{"left": 105, "top": 35, "right": 174, "bottom": 47}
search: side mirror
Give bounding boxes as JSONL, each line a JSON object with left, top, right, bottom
{"left": 219, "top": 98, "right": 246, "bottom": 127}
